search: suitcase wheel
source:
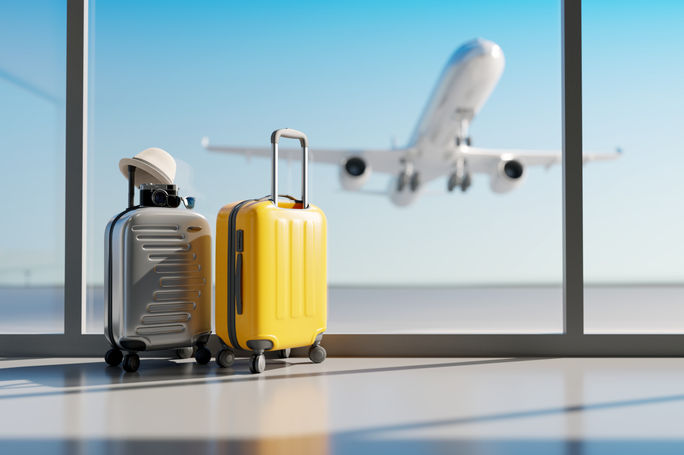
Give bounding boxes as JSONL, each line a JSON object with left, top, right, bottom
{"left": 216, "top": 348, "right": 235, "bottom": 368}
{"left": 194, "top": 346, "right": 212, "bottom": 365}
{"left": 122, "top": 352, "right": 140, "bottom": 373}
{"left": 176, "top": 347, "right": 194, "bottom": 359}
{"left": 308, "top": 345, "right": 327, "bottom": 364}
{"left": 278, "top": 348, "right": 291, "bottom": 359}
{"left": 249, "top": 353, "right": 266, "bottom": 374}
{"left": 104, "top": 348, "right": 123, "bottom": 367}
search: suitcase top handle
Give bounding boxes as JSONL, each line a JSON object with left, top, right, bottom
{"left": 270, "top": 128, "right": 309, "bottom": 209}
{"left": 271, "top": 128, "right": 308, "bottom": 148}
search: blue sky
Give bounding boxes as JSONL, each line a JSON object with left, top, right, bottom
{"left": 1, "top": 0, "right": 684, "bottom": 288}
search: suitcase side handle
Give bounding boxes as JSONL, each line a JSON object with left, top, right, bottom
{"left": 270, "top": 128, "right": 309, "bottom": 209}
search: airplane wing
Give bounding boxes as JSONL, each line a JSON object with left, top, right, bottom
{"left": 462, "top": 146, "right": 622, "bottom": 173}
{"left": 202, "top": 137, "right": 403, "bottom": 174}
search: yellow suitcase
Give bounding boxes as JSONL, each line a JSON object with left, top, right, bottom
{"left": 215, "top": 129, "right": 327, "bottom": 373}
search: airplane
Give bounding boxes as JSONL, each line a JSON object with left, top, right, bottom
{"left": 202, "top": 38, "right": 620, "bottom": 206}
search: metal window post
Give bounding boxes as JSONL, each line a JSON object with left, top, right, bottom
{"left": 64, "top": 0, "right": 87, "bottom": 338}
{"left": 562, "top": 0, "right": 584, "bottom": 336}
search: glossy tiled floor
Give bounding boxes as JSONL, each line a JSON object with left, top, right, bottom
{"left": 1, "top": 356, "right": 684, "bottom": 454}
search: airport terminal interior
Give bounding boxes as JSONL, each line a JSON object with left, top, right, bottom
{"left": 3, "top": 0, "right": 684, "bottom": 453}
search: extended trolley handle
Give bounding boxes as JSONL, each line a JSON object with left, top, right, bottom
{"left": 270, "top": 128, "right": 309, "bottom": 209}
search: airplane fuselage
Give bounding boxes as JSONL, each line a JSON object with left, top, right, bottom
{"left": 391, "top": 38, "right": 505, "bottom": 205}
{"left": 409, "top": 39, "right": 505, "bottom": 150}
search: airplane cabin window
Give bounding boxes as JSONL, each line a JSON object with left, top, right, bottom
{"left": 0, "top": 1, "right": 66, "bottom": 333}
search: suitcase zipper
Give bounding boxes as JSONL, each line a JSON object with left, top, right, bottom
{"left": 226, "top": 196, "right": 269, "bottom": 350}
{"left": 226, "top": 200, "right": 252, "bottom": 350}
{"left": 107, "top": 206, "right": 139, "bottom": 350}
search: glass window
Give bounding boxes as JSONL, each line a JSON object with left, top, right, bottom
{"left": 86, "top": 0, "right": 564, "bottom": 334}
{"left": 0, "top": 1, "right": 66, "bottom": 333}
{"left": 583, "top": 1, "right": 684, "bottom": 333}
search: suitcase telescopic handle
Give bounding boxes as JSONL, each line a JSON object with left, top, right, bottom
{"left": 270, "top": 128, "right": 309, "bottom": 208}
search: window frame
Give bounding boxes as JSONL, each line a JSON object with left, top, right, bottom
{"left": 2, "top": 0, "right": 681, "bottom": 357}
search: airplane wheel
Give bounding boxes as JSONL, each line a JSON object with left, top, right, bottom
{"left": 465, "top": 137, "right": 472, "bottom": 146}
{"left": 447, "top": 173, "right": 458, "bottom": 192}
{"left": 397, "top": 172, "right": 409, "bottom": 192}
{"left": 460, "top": 173, "right": 472, "bottom": 192}
{"left": 410, "top": 173, "right": 420, "bottom": 192}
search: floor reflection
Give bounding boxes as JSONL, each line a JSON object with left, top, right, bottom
{"left": 1, "top": 358, "right": 684, "bottom": 455}
{"left": 0, "top": 437, "right": 683, "bottom": 455}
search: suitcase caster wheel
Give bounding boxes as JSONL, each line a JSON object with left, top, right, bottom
{"left": 122, "top": 353, "right": 140, "bottom": 372}
{"left": 195, "top": 346, "right": 211, "bottom": 365}
{"left": 278, "top": 348, "right": 291, "bottom": 359}
{"left": 216, "top": 349, "right": 235, "bottom": 368}
{"left": 308, "top": 345, "right": 326, "bottom": 364}
{"left": 249, "top": 353, "right": 266, "bottom": 374}
{"left": 176, "top": 347, "right": 194, "bottom": 359}
{"left": 104, "top": 348, "right": 123, "bottom": 367}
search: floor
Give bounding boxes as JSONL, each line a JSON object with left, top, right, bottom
{"left": 1, "top": 356, "right": 684, "bottom": 454}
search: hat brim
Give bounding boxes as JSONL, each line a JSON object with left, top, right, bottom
{"left": 119, "top": 157, "right": 174, "bottom": 186}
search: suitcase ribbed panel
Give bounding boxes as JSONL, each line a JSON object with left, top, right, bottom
{"left": 274, "top": 218, "right": 317, "bottom": 321}
{"left": 275, "top": 219, "right": 288, "bottom": 320}
{"left": 290, "top": 219, "right": 303, "bottom": 319}
{"left": 142, "top": 243, "right": 191, "bottom": 251}
{"left": 131, "top": 225, "right": 179, "bottom": 231}
{"left": 148, "top": 252, "right": 197, "bottom": 262}
{"left": 146, "top": 302, "right": 197, "bottom": 312}
{"left": 132, "top": 224, "right": 207, "bottom": 336}
{"left": 136, "top": 325, "right": 184, "bottom": 335}
{"left": 305, "top": 220, "right": 316, "bottom": 317}
{"left": 136, "top": 233, "right": 185, "bottom": 240}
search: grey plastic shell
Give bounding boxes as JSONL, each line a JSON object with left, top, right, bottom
{"left": 104, "top": 207, "right": 212, "bottom": 351}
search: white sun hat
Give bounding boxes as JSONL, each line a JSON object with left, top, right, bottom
{"left": 118, "top": 147, "right": 176, "bottom": 186}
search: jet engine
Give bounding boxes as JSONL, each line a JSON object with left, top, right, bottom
{"left": 339, "top": 156, "right": 371, "bottom": 191}
{"left": 489, "top": 158, "right": 525, "bottom": 193}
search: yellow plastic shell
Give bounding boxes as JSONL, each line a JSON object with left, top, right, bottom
{"left": 216, "top": 199, "right": 327, "bottom": 351}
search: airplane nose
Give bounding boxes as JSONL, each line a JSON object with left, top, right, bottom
{"left": 448, "top": 38, "right": 504, "bottom": 66}
{"left": 467, "top": 39, "right": 503, "bottom": 59}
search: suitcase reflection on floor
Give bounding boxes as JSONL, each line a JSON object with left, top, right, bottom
{"left": 214, "top": 363, "right": 330, "bottom": 453}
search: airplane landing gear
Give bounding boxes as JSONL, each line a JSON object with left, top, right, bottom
{"left": 397, "top": 171, "right": 410, "bottom": 192}
{"left": 447, "top": 171, "right": 471, "bottom": 192}
{"left": 409, "top": 173, "right": 420, "bottom": 192}
{"left": 461, "top": 173, "right": 472, "bottom": 192}
{"left": 448, "top": 157, "right": 471, "bottom": 193}
{"left": 397, "top": 159, "right": 420, "bottom": 193}
{"left": 455, "top": 136, "right": 472, "bottom": 147}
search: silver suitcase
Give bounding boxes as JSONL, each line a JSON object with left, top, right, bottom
{"left": 104, "top": 174, "right": 212, "bottom": 372}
